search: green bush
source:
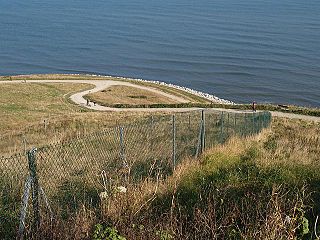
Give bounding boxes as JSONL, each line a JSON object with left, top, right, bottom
{"left": 93, "top": 224, "right": 126, "bottom": 240}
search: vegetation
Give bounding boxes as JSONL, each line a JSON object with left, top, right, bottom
{"left": 8, "top": 117, "right": 319, "bottom": 239}
{"left": 127, "top": 80, "right": 210, "bottom": 104}
{"left": 0, "top": 73, "right": 210, "bottom": 105}
{"left": 1, "top": 74, "right": 320, "bottom": 238}
{"left": 90, "top": 101, "right": 320, "bottom": 117}
{"left": 85, "top": 85, "right": 182, "bottom": 106}
{"left": 0, "top": 81, "right": 162, "bottom": 155}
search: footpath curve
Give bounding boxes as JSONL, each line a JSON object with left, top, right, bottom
{"left": 0, "top": 79, "right": 319, "bottom": 121}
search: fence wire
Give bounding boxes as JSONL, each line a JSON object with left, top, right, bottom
{"left": 0, "top": 110, "right": 271, "bottom": 238}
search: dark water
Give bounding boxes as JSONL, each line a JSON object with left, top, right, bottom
{"left": 0, "top": 0, "right": 319, "bottom": 106}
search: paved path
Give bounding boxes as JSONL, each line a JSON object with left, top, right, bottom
{"left": 1, "top": 79, "right": 320, "bottom": 121}
{"left": 270, "top": 111, "right": 320, "bottom": 122}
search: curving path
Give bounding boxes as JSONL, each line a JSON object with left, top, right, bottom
{"left": 1, "top": 79, "right": 320, "bottom": 121}
{"left": 0, "top": 79, "right": 193, "bottom": 112}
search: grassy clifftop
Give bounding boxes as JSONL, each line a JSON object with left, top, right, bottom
{"left": 17, "top": 117, "right": 320, "bottom": 239}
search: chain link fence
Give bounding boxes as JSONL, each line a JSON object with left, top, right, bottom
{"left": 0, "top": 110, "right": 271, "bottom": 238}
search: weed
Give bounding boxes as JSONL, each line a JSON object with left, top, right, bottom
{"left": 93, "top": 224, "right": 126, "bottom": 240}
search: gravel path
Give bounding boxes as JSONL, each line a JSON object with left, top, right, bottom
{"left": 1, "top": 79, "right": 319, "bottom": 121}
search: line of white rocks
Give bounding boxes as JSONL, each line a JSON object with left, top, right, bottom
{"left": 82, "top": 74, "right": 235, "bottom": 105}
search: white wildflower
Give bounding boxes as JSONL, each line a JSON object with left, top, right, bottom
{"left": 284, "top": 215, "right": 291, "bottom": 224}
{"left": 99, "top": 191, "right": 108, "bottom": 199}
{"left": 117, "top": 186, "right": 127, "bottom": 193}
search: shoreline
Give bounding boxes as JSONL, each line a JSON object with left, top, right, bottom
{"left": 1, "top": 73, "right": 234, "bottom": 105}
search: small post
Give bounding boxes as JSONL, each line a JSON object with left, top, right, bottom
{"left": 119, "top": 126, "right": 126, "bottom": 167}
{"left": 188, "top": 114, "right": 191, "bottom": 128}
{"left": 234, "top": 113, "right": 237, "bottom": 135}
{"left": 220, "top": 111, "right": 224, "bottom": 143}
{"left": 43, "top": 119, "right": 47, "bottom": 132}
{"left": 263, "top": 112, "right": 267, "bottom": 128}
{"left": 172, "top": 115, "right": 176, "bottom": 170}
{"left": 18, "top": 176, "right": 33, "bottom": 239}
{"left": 258, "top": 112, "right": 261, "bottom": 131}
{"left": 201, "top": 110, "right": 205, "bottom": 152}
{"left": 243, "top": 113, "right": 247, "bottom": 136}
{"left": 28, "top": 148, "right": 40, "bottom": 231}
{"left": 227, "top": 113, "right": 230, "bottom": 136}
{"left": 252, "top": 113, "right": 256, "bottom": 134}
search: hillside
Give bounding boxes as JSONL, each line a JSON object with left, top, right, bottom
{"left": 1, "top": 74, "right": 320, "bottom": 239}
{"left": 52, "top": 117, "right": 319, "bottom": 239}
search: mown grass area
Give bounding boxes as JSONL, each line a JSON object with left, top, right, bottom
{"left": 0, "top": 74, "right": 112, "bottom": 81}
{"left": 11, "top": 117, "right": 319, "bottom": 239}
{"left": 0, "top": 82, "right": 92, "bottom": 132}
{"left": 0, "top": 74, "right": 210, "bottom": 105}
{"left": 126, "top": 80, "right": 210, "bottom": 104}
{"left": 85, "top": 85, "right": 181, "bottom": 106}
{"left": 0, "top": 82, "right": 158, "bottom": 155}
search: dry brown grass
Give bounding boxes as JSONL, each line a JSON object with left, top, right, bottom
{"left": 0, "top": 81, "right": 174, "bottom": 155}
{"left": 0, "top": 82, "right": 92, "bottom": 133}
{"left": 258, "top": 117, "right": 320, "bottom": 166}
{"left": 88, "top": 118, "right": 320, "bottom": 239}
{"left": 0, "top": 74, "right": 113, "bottom": 81}
{"left": 6, "top": 117, "right": 320, "bottom": 239}
{"left": 86, "top": 85, "right": 181, "bottom": 106}
{"left": 0, "top": 73, "right": 210, "bottom": 104}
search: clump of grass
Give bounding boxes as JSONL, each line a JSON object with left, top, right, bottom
{"left": 0, "top": 176, "right": 22, "bottom": 239}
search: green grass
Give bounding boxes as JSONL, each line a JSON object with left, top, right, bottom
{"left": 125, "top": 80, "right": 210, "bottom": 104}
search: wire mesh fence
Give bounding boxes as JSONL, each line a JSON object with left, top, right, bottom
{"left": 0, "top": 110, "right": 271, "bottom": 238}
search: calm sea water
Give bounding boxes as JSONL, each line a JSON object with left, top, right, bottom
{"left": 0, "top": 0, "right": 319, "bottom": 106}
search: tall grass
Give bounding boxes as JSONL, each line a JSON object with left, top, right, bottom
{"left": 16, "top": 117, "right": 320, "bottom": 239}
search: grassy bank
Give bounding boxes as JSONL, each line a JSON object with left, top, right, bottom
{"left": 13, "top": 117, "right": 320, "bottom": 239}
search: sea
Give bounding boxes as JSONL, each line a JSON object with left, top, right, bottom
{"left": 0, "top": 0, "right": 319, "bottom": 107}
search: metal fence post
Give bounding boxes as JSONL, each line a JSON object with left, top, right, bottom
{"left": 234, "top": 113, "right": 237, "bottom": 136}
{"left": 220, "top": 111, "right": 224, "bottom": 143}
{"left": 259, "top": 112, "right": 262, "bottom": 131}
{"left": 252, "top": 113, "right": 256, "bottom": 134}
{"left": 18, "top": 176, "right": 33, "bottom": 239}
{"left": 201, "top": 110, "right": 205, "bottom": 152}
{"left": 119, "top": 126, "right": 126, "bottom": 167}
{"left": 172, "top": 115, "right": 176, "bottom": 170}
{"left": 28, "top": 148, "right": 40, "bottom": 231}
{"left": 243, "top": 113, "right": 247, "bottom": 136}
{"left": 227, "top": 112, "right": 230, "bottom": 136}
